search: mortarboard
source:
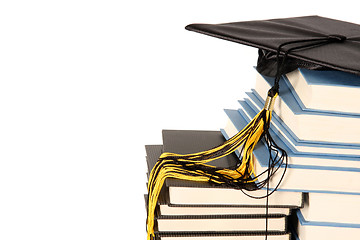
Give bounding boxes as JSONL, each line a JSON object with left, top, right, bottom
{"left": 146, "top": 16, "right": 360, "bottom": 240}
{"left": 185, "top": 15, "right": 360, "bottom": 77}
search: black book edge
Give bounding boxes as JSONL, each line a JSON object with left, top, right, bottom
{"left": 145, "top": 133, "right": 293, "bottom": 237}
{"left": 154, "top": 214, "right": 289, "bottom": 233}
{"left": 145, "top": 131, "right": 304, "bottom": 208}
{"left": 156, "top": 214, "right": 287, "bottom": 219}
{"left": 154, "top": 231, "right": 291, "bottom": 240}
{"left": 146, "top": 195, "right": 289, "bottom": 235}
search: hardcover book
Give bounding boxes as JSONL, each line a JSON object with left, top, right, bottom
{"left": 294, "top": 209, "right": 360, "bottom": 240}
{"left": 236, "top": 98, "right": 360, "bottom": 168}
{"left": 286, "top": 68, "right": 360, "bottom": 114}
{"left": 221, "top": 109, "right": 360, "bottom": 194}
{"left": 145, "top": 145, "right": 292, "bottom": 216}
{"left": 255, "top": 70, "right": 360, "bottom": 144}
{"left": 146, "top": 130, "right": 303, "bottom": 208}
{"left": 245, "top": 90, "right": 360, "bottom": 156}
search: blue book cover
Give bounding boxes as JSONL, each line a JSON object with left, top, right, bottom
{"left": 299, "top": 68, "right": 360, "bottom": 87}
{"left": 297, "top": 209, "right": 360, "bottom": 229}
{"left": 242, "top": 93, "right": 360, "bottom": 157}
{"left": 286, "top": 68, "right": 360, "bottom": 115}
{"left": 254, "top": 71, "right": 360, "bottom": 145}
{"left": 223, "top": 108, "right": 360, "bottom": 169}
{"left": 293, "top": 209, "right": 360, "bottom": 240}
{"left": 245, "top": 89, "right": 360, "bottom": 149}
{"left": 221, "top": 108, "right": 360, "bottom": 194}
{"left": 261, "top": 72, "right": 360, "bottom": 118}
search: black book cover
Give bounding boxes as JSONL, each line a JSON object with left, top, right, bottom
{"left": 145, "top": 130, "right": 303, "bottom": 208}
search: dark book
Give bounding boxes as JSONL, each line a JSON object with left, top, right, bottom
{"left": 146, "top": 130, "right": 303, "bottom": 208}
{"left": 153, "top": 232, "right": 291, "bottom": 240}
{"left": 145, "top": 145, "right": 291, "bottom": 216}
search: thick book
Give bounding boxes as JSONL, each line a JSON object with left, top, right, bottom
{"left": 235, "top": 98, "right": 360, "bottom": 168}
{"left": 154, "top": 232, "right": 291, "bottom": 240}
{"left": 156, "top": 214, "right": 288, "bottom": 232}
{"left": 156, "top": 194, "right": 291, "bottom": 216}
{"left": 146, "top": 130, "right": 303, "bottom": 208}
{"left": 145, "top": 143, "right": 291, "bottom": 236}
{"left": 145, "top": 193, "right": 291, "bottom": 217}
{"left": 245, "top": 90, "right": 360, "bottom": 156}
{"left": 145, "top": 145, "right": 291, "bottom": 216}
{"left": 286, "top": 68, "right": 360, "bottom": 114}
{"left": 255, "top": 69, "right": 360, "bottom": 144}
{"left": 301, "top": 192, "right": 360, "bottom": 225}
{"left": 294, "top": 209, "right": 360, "bottom": 240}
{"left": 221, "top": 109, "right": 360, "bottom": 194}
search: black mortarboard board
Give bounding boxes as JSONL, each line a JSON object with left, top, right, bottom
{"left": 185, "top": 16, "right": 360, "bottom": 77}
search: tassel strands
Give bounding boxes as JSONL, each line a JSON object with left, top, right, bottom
{"left": 146, "top": 91, "right": 287, "bottom": 240}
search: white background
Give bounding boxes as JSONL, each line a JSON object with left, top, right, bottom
{"left": 0, "top": 1, "right": 358, "bottom": 239}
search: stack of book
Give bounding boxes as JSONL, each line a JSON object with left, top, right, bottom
{"left": 145, "top": 130, "right": 304, "bottom": 240}
{"left": 221, "top": 68, "right": 360, "bottom": 239}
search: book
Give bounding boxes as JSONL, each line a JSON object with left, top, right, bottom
{"left": 153, "top": 232, "right": 291, "bottom": 240}
{"left": 157, "top": 202, "right": 291, "bottom": 216}
{"left": 286, "top": 68, "right": 360, "bottom": 114}
{"left": 145, "top": 130, "right": 303, "bottom": 208}
{"left": 156, "top": 194, "right": 291, "bottom": 216}
{"left": 145, "top": 140, "right": 294, "bottom": 238}
{"left": 145, "top": 145, "right": 291, "bottom": 216}
{"left": 221, "top": 109, "right": 360, "bottom": 194}
{"left": 300, "top": 192, "right": 360, "bottom": 225}
{"left": 245, "top": 90, "right": 360, "bottom": 156}
{"left": 145, "top": 191, "right": 290, "bottom": 234}
{"left": 145, "top": 194, "right": 291, "bottom": 216}
{"left": 156, "top": 214, "right": 288, "bottom": 232}
{"left": 234, "top": 98, "right": 360, "bottom": 169}
{"left": 294, "top": 209, "right": 360, "bottom": 240}
{"left": 254, "top": 69, "right": 360, "bottom": 144}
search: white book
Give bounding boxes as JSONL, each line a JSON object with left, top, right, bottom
{"left": 156, "top": 214, "right": 287, "bottom": 232}
{"left": 159, "top": 202, "right": 291, "bottom": 216}
{"left": 286, "top": 68, "right": 360, "bottom": 114}
{"left": 222, "top": 109, "right": 360, "bottom": 194}
{"left": 146, "top": 134, "right": 304, "bottom": 208}
{"left": 156, "top": 233, "right": 291, "bottom": 240}
{"left": 301, "top": 192, "right": 360, "bottom": 225}
{"left": 168, "top": 186, "right": 303, "bottom": 208}
{"left": 224, "top": 107, "right": 360, "bottom": 169}
{"left": 245, "top": 90, "right": 360, "bottom": 156}
{"left": 145, "top": 192, "right": 292, "bottom": 216}
{"left": 255, "top": 70, "right": 360, "bottom": 144}
{"left": 295, "top": 210, "right": 360, "bottom": 240}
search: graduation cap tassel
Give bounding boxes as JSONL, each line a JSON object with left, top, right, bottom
{"left": 146, "top": 30, "right": 348, "bottom": 239}
{"left": 146, "top": 90, "right": 286, "bottom": 240}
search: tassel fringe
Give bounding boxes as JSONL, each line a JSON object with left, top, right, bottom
{"left": 146, "top": 92, "right": 288, "bottom": 240}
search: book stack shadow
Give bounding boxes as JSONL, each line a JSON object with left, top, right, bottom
{"left": 145, "top": 129, "right": 304, "bottom": 240}
{"left": 221, "top": 68, "right": 360, "bottom": 240}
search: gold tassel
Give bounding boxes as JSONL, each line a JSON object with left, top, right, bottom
{"left": 146, "top": 92, "right": 278, "bottom": 240}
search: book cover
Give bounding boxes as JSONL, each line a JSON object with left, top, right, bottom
{"left": 254, "top": 69, "right": 360, "bottom": 144}
{"left": 237, "top": 97, "right": 360, "bottom": 168}
{"left": 156, "top": 214, "right": 288, "bottom": 232}
{"left": 221, "top": 109, "right": 360, "bottom": 194}
{"left": 294, "top": 209, "right": 360, "bottom": 240}
{"left": 300, "top": 192, "right": 360, "bottom": 224}
{"left": 245, "top": 90, "right": 360, "bottom": 155}
{"left": 286, "top": 68, "right": 360, "bottom": 114}
{"left": 154, "top": 231, "right": 291, "bottom": 240}
{"left": 145, "top": 132, "right": 304, "bottom": 207}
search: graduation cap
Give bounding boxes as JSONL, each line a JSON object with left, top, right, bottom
{"left": 146, "top": 16, "right": 360, "bottom": 240}
{"left": 186, "top": 15, "right": 360, "bottom": 77}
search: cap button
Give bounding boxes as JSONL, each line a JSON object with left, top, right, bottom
{"left": 328, "top": 34, "right": 347, "bottom": 42}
